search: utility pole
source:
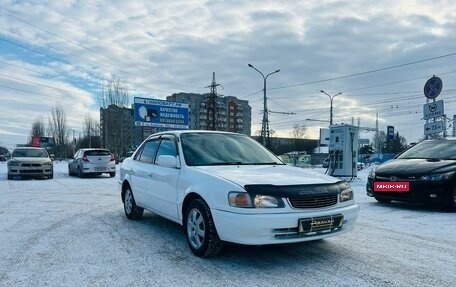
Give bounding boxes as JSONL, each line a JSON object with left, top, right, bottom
{"left": 205, "top": 72, "right": 221, "bottom": 131}
{"left": 453, "top": 115, "right": 456, "bottom": 137}
{"left": 248, "top": 64, "right": 280, "bottom": 147}
{"left": 320, "top": 90, "right": 341, "bottom": 126}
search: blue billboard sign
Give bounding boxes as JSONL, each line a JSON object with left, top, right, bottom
{"left": 134, "top": 97, "right": 189, "bottom": 129}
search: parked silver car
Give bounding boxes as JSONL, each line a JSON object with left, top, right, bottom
{"left": 7, "top": 147, "right": 53, "bottom": 180}
{"left": 68, "top": 148, "right": 116, "bottom": 178}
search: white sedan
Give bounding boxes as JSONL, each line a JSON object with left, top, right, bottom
{"left": 119, "top": 131, "right": 359, "bottom": 257}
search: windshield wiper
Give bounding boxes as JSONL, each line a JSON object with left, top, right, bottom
{"left": 209, "top": 162, "right": 245, "bottom": 165}
{"left": 251, "top": 162, "right": 283, "bottom": 165}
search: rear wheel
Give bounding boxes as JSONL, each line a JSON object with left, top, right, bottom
{"left": 375, "top": 197, "right": 392, "bottom": 204}
{"left": 77, "top": 166, "right": 84, "bottom": 178}
{"left": 124, "top": 187, "right": 144, "bottom": 220}
{"left": 109, "top": 172, "right": 116, "bottom": 178}
{"left": 68, "top": 165, "right": 72, "bottom": 176}
{"left": 185, "top": 199, "right": 223, "bottom": 257}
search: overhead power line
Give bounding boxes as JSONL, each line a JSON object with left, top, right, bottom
{"left": 0, "top": 9, "right": 203, "bottom": 90}
{"left": 268, "top": 52, "right": 456, "bottom": 91}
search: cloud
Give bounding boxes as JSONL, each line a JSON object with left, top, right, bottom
{"left": 0, "top": 0, "right": 455, "bottom": 146}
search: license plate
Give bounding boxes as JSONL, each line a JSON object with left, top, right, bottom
{"left": 94, "top": 167, "right": 107, "bottom": 171}
{"left": 298, "top": 214, "right": 344, "bottom": 233}
{"left": 374, "top": 182, "right": 409, "bottom": 192}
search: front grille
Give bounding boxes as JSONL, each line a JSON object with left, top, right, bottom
{"left": 21, "top": 163, "right": 42, "bottom": 167}
{"left": 288, "top": 195, "right": 338, "bottom": 208}
{"left": 20, "top": 170, "right": 45, "bottom": 174}
{"left": 375, "top": 175, "right": 418, "bottom": 181}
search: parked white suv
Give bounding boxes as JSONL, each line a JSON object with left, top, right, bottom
{"left": 119, "top": 131, "right": 359, "bottom": 257}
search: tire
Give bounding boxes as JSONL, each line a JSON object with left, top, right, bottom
{"left": 77, "top": 166, "right": 84, "bottom": 178}
{"left": 109, "top": 172, "right": 116, "bottom": 178}
{"left": 7, "top": 174, "right": 13, "bottom": 180}
{"left": 68, "top": 165, "right": 73, "bottom": 176}
{"left": 48, "top": 172, "right": 53, "bottom": 179}
{"left": 444, "top": 188, "right": 456, "bottom": 212}
{"left": 185, "top": 199, "right": 223, "bottom": 257}
{"left": 375, "top": 197, "right": 392, "bottom": 204}
{"left": 123, "top": 187, "right": 144, "bottom": 220}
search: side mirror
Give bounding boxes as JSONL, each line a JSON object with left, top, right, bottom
{"left": 50, "top": 154, "right": 55, "bottom": 161}
{"left": 156, "top": 155, "right": 180, "bottom": 168}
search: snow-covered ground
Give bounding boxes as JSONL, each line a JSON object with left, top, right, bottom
{"left": 0, "top": 161, "right": 455, "bottom": 287}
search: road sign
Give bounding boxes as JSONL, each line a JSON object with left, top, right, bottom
{"left": 387, "top": 126, "right": 394, "bottom": 140}
{"left": 424, "top": 121, "right": 443, "bottom": 135}
{"left": 423, "top": 100, "right": 444, "bottom": 120}
{"left": 423, "top": 76, "right": 443, "bottom": 99}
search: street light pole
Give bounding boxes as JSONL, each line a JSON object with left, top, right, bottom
{"left": 248, "top": 64, "right": 280, "bottom": 147}
{"left": 321, "top": 90, "right": 342, "bottom": 126}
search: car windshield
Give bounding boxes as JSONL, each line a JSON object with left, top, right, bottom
{"left": 12, "top": 149, "right": 48, "bottom": 158}
{"left": 181, "top": 132, "right": 283, "bottom": 166}
{"left": 397, "top": 140, "right": 456, "bottom": 160}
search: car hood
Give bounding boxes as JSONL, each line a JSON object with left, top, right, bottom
{"left": 193, "top": 165, "right": 339, "bottom": 187}
{"left": 375, "top": 158, "right": 456, "bottom": 175}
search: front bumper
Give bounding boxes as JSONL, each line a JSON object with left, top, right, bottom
{"left": 211, "top": 203, "right": 359, "bottom": 245}
{"left": 366, "top": 178, "right": 453, "bottom": 204}
{"left": 8, "top": 166, "right": 53, "bottom": 177}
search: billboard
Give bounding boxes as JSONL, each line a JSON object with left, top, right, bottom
{"left": 134, "top": 97, "right": 189, "bottom": 129}
{"left": 31, "top": 136, "right": 55, "bottom": 148}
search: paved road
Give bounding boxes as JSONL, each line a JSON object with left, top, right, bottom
{"left": 0, "top": 163, "right": 455, "bottom": 287}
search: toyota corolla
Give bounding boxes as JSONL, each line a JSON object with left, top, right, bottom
{"left": 119, "top": 131, "right": 359, "bottom": 257}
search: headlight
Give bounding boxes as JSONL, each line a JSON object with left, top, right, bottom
{"left": 228, "top": 192, "right": 284, "bottom": 208}
{"left": 8, "top": 160, "right": 20, "bottom": 166}
{"left": 339, "top": 187, "right": 354, "bottom": 202}
{"left": 42, "top": 161, "right": 52, "bottom": 166}
{"left": 420, "top": 171, "right": 454, "bottom": 181}
{"left": 368, "top": 167, "right": 376, "bottom": 179}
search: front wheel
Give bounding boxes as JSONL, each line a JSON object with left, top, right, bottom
{"left": 445, "top": 188, "right": 456, "bottom": 211}
{"left": 375, "top": 197, "right": 392, "bottom": 204}
{"left": 185, "top": 199, "right": 223, "bottom": 257}
{"left": 123, "top": 187, "right": 144, "bottom": 220}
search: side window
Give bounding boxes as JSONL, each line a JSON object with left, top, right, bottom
{"left": 155, "top": 138, "right": 177, "bottom": 161}
{"left": 138, "top": 140, "right": 160, "bottom": 163}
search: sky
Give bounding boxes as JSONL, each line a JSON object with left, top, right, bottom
{"left": 1, "top": 0, "right": 456, "bottom": 149}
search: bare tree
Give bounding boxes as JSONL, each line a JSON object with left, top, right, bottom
{"left": 84, "top": 113, "right": 100, "bottom": 136}
{"left": 99, "top": 74, "right": 130, "bottom": 108}
{"left": 30, "top": 117, "right": 46, "bottom": 137}
{"left": 28, "top": 117, "right": 46, "bottom": 146}
{"left": 373, "top": 131, "right": 387, "bottom": 154}
{"left": 99, "top": 74, "right": 132, "bottom": 159}
{"left": 291, "top": 123, "right": 307, "bottom": 139}
{"left": 48, "top": 104, "right": 69, "bottom": 159}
